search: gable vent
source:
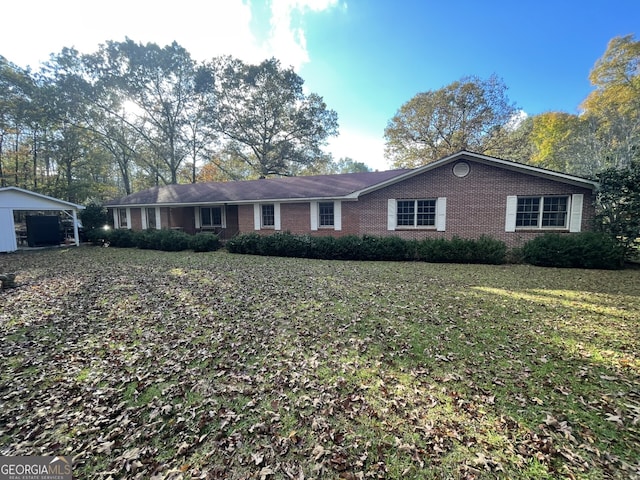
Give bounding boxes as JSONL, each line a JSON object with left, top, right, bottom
{"left": 453, "top": 161, "right": 470, "bottom": 178}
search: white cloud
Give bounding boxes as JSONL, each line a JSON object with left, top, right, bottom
{"left": 266, "top": 0, "right": 340, "bottom": 69}
{"left": 0, "top": 0, "right": 340, "bottom": 70}
{"left": 326, "top": 129, "right": 390, "bottom": 171}
{"left": 505, "top": 109, "right": 528, "bottom": 131}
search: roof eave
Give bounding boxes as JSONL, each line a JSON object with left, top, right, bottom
{"left": 106, "top": 195, "right": 359, "bottom": 208}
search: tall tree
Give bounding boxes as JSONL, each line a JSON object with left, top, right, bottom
{"left": 214, "top": 57, "right": 338, "bottom": 177}
{"left": 90, "top": 39, "right": 205, "bottom": 184}
{"left": 39, "top": 48, "right": 96, "bottom": 201}
{"left": 384, "top": 75, "right": 519, "bottom": 167}
{"left": 595, "top": 155, "right": 640, "bottom": 259}
{"left": 580, "top": 35, "right": 640, "bottom": 169}
{"left": 0, "top": 57, "right": 39, "bottom": 188}
{"left": 335, "top": 157, "right": 371, "bottom": 173}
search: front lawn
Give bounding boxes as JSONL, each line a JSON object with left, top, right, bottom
{"left": 0, "top": 248, "right": 638, "bottom": 479}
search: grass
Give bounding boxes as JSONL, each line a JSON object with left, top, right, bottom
{"left": 0, "top": 246, "right": 638, "bottom": 479}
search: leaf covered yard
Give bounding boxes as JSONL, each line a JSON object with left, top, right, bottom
{"left": 0, "top": 248, "right": 639, "bottom": 479}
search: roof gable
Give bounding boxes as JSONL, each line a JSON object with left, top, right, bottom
{"left": 0, "top": 187, "right": 84, "bottom": 210}
{"left": 353, "top": 150, "right": 599, "bottom": 196}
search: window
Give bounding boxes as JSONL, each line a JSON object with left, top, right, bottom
{"left": 118, "top": 208, "right": 128, "bottom": 228}
{"left": 516, "top": 196, "right": 568, "bottom": 228}
{"left": 397, "top": 199, "right": 436, "bottom": 227}
{"left": 319, "top": 202, "right": 334, "bottom": 227}
{"left": 146, "top": 208, "right": 157, "bottom": 229}
{"left": 201, "top": 207, "right": 223, "bottom": 227}
{"left": 261, "top": 204, "right": 275, "bottom": 227}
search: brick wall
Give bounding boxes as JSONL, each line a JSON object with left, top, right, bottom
{"left": 357, "top": 160, "right": 595, "bottom": 247}
{"left": 108, "top": 159, "right": 595, "bottom": 248}
{"left": 239, "top": 160, "right": 595, "bottom": 248}
{"left": 241, "top": 202, "right": 360, "bottom": 237}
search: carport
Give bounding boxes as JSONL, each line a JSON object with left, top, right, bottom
{"left": 0, "top": 187, "right": 84, "bottom": 253}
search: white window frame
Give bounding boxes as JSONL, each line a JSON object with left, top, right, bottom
{"left": 114, "top": 207, "right": 131, "bottom": 229}
{"left": 505, "top": 194, "right": 583, "bottom": 232}
{"left": 198, "top": 206, "right": 225, "bottom": 229}
{"left": 142, "top": 207, "right": 160, "bottom": 230}
{"left": 318, "top": 201, "right": 334, "bottom": 228}
{"left": 387, "top": 198, "right": 446, "bottom": 231}
{"left": 310, "top": 201, "right": 341, "bottom": 231}
{"left": 254, "top": 203, "right": 281, "bottom": 230}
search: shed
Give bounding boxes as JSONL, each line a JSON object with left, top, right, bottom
{"left": 0, "top": 187, "right": 84, "bottom": 253}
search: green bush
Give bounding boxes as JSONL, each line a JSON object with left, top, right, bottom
{"left": 415, "top": 236, "right": 506, "bottom": 264}
{"left": 106, "top": 228, "right": 137, "bottom": 248}
{"left": 359, "top": 235, "right": 411, "bottom": 261}
{"left": 87, "top": 227, "right": 111, "bottom": 246}
{"left": 474, "top": 235, "right": 508, "bottom": 265}
{"left": 333, "top": 235, "right": 363, "bottom": 260}
{"left": 522, "top": 232, "right": 625, "bottom": 269}
{"left": 158, "top": 230, "right": 192, "bottom": 252}
{"left": 226, "top": 233, "right": 262, "bottom": 254}
{"left": 80, "top": 201, "right": 107, "bottom": 229}
{"left": 191, "top": 233, "right": 221, "bottom": 252}
{"left": 135, "top": 230, "right": 161, "bottom": 250}
{"left": 417, "top": 238, "right": 457, "bottom": 262}
{"left": 226, "top": 233, "right": 506, "bottom": 264}
{"left": 308, "top": 235, "right": 337, "bottom": 259}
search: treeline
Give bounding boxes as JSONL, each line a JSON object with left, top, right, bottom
{"left": 385, "top": 35, "right": 640, "bottom": 178}
{"left": 1, "top": 35, "right": 638, "bottom": 205}
{"left": 0, "top": 40, "right": 342, "bottom": 202}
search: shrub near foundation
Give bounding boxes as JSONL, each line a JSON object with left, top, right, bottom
{"left": 227, "top": 233, "right": 507, "bottom": 264}
{"left": 90, "top": 228, "right": 220, "bottom": 253}
{"left": 522, "top": 232, "right": 625, "bottom": 269}
{"left": 190, "top": 233, "right": 221, "bottom": 252}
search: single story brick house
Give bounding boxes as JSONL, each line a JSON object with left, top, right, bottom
{"left": 105, "top": 151, "right": 598, "bottom": 247}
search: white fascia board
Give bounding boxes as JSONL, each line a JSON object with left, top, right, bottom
{"left": 107, "top": 197, "right": 359, "bottom": 208}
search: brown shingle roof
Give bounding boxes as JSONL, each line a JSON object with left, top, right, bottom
{"left": 106, "top": 170, "right": 411, "bottom": 206}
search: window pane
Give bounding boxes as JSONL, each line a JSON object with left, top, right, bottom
{"left": 397, "top": 200, "right": 415, "bottom": 226}
{"left": 416, "top": 199, "right": 436, "bottom": 226}
{"left": 201, "top": 208, "right": 212, "bottom": 226}
{"left": 146, "top": 208, "right": 156, "bottom": 229}
{"left": 516, "top": 197, "right": 540, "bottom": 227}
{"left": 542, "top": 197, "right": 568, "bottom": 227}
{"left": 262, "top": 204, "right": 275, "bottom": 227}
{"left": 211, "top": 207, "right": 222, "bottom": 226}
{"left": 319, "top": 202, "right": 334, "bottom": 226}
{"left": 201, "top": 207, "right": 223, "bottom": 227}
{"left": 119, "top": 209, "right": 127, "bottom": 228}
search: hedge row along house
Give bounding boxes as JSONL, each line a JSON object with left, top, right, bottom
{"left": 105, "top": 151, "right": 598, "bottom": 248}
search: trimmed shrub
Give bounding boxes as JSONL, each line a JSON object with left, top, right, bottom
{"left": 308, "top": 235, "right": 337, "bottom": 259}
{"left": 87, "top": 227, "right": 111, "bottom": 246}
{"left": 191, "top": 233, "right": 221, "bottom": 252}
{"left": 522, "top": 232, "right": 625, "bottom": 269}
{"left": 107, "top": 228, "right": 137, "bottom": 248}
{"left": 158, "top": 230, "right": 192, "bottom": 252}
{"left": 135, "top": 230, "right": 161, "bottom": 250}
{"left": 359, "top": 235, "right": 411, "bottom": 261}
{"left": 226, "top": 233, "right": 506, "bottom": 264}
{"left": 333, "top": 235, "right": 363, "bottom": 260}
{"left": 474, "top": 235, "right": 508, "bottom": 265}
{"left": 226, "top": 233, "right": 259, "bottom": 254}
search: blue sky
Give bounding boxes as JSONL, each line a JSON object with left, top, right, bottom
{"left": 1, "top": 0, "right": 637, "bottom": 170}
